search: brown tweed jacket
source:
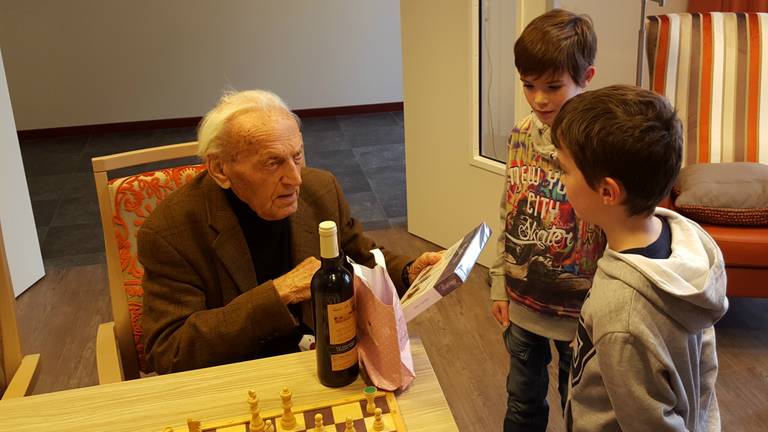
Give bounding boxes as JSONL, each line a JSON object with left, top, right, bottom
{"left": 138, "top": 167, "right": 409, "bottom": 374}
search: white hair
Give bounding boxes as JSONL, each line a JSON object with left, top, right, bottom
{"left": 197, "top": 89, "right": 297, "bottom": 160}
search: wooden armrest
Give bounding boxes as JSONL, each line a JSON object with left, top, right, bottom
{"left": 96, "top": 321, "right": 124, "bottom": 384}
{"left": 1, "top": 353, "right": 40, "bottom": 400}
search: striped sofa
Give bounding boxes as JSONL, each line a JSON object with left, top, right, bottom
{"left": 647, "top": 12, "right": 768, "bottom": 297}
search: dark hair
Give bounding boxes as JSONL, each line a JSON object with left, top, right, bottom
{"left": 514, "top": 9, "right": 597, "bottom": 86}
{"left": 552, "top": 85, "right": 682, "bottom": 217}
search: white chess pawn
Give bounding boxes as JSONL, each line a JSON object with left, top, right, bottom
{"left": 373, "top": 408, "right": 385, "bottom": 431}
{"left": 314, "top": 413, "right": 325, "bottom": 431}
{"left": 344, "top": 417, "right": 357, "bottom": 432}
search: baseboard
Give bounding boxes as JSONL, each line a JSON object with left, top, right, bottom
{"left": 17, "top": 102, "right": 404, "bottom": 140}
{"left": 294, "top": 101, "right": 402, "bottom": 118}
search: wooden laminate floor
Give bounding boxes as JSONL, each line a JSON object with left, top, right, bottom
{"left": 13, "top": 227, "right": 768, "bottom": 431}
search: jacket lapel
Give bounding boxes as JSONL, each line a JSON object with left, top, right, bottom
{"left": 203, "top": 175, "right": 258, "bottom": 294}
{"left": 289, "top": 168, "right": 321, "bottom": 264}
{"left": 290, "top": 170, "right": 323, "bottom": 330}
{"left": 202, "top": 169, "right": 322, "bottom": 297}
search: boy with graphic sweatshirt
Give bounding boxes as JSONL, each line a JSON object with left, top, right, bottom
{"left": 552, "top": 85, "right": 728, "bottom": 431}
{"left": 489, "top": 9, "right": 605, "bottom": 432}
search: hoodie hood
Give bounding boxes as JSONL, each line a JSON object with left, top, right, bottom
{"left": 598, "top": 207, "right": 728, "bottom": 332}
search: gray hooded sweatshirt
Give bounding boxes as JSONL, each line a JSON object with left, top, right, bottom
{"left": 565, "top": 208, "right": 729, "bottom": 431}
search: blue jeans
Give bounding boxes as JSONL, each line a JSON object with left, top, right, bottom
{"left": 503, "top": 322, "right": 572, "bottom": 432}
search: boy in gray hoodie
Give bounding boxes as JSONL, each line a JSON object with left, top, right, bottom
{"left": 551, "top": 85, "right": 728, "bottom": 431}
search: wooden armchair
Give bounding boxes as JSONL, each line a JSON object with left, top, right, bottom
{"left": 647, "top": 12, "right": 768, "bottom": 297}
{"left": 92, "top": 142, "right": 204, "bottom": 383}
{"left": 0, "top": 225, "right": 40, "bottom": 399}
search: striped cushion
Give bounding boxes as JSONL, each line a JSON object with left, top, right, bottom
{"left": 647, "top": 12, "right": 768, "bottom": 165}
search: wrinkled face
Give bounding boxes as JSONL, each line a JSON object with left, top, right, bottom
{"left": 555, "top": 146, "right": 603, "bottom": 224}
{"left": 216, "top": 111, "right": 305, "bottom": 220}
{"left": 521, "top": 71, "right": 585, "bottom": 126}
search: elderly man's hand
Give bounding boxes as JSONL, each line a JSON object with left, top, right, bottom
{"left": 274, "top": 257, "right": 321, "bottom": 304}
{"left": 407, "top": 251, "right": 444, "bottom": 285}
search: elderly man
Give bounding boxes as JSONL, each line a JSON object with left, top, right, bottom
{"left": 138, "top": 90, "right": 440, "bottom": 374}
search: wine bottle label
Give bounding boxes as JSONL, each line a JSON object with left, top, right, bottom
{"left": 331, "top": 344, "right": 358, "bottom": 371}
{"left": 327, "top": 298, "right": 356, "bottom": 345}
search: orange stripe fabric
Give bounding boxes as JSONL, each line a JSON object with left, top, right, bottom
{"left": 654, "top": 15, "right": 671, "bottom": 94}
{"left": 688, "top": 0, "right": 725, "bottom": 12}
{"left": 747, "top": 13, "right": 761, "bottom": 161}
{"left": 689, "top": 0, "right": 768, "bottom": 12}
{"left": 699, "top": 13, "right": 714, "bottom": 162}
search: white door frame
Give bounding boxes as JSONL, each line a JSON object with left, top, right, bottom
{"left": 402, "top": 0, "right": 547, "bottom": 266}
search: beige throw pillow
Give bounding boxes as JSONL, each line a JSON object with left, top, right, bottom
{"left": 674, "top": 162, "right": 768, "bottom": 226}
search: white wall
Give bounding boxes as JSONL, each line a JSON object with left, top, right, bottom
{"left": 558, "top": 0, "right": 689, "bottom": 88}
{"left": 0, "top": 1, "right": 403, "bottom": 130}
{"left": 0, "top": 49, "right": 44, "bottom": 296}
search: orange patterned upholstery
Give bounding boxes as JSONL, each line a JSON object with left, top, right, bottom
{"left": 107, "top": 164, "right": 205, "bottom": 371}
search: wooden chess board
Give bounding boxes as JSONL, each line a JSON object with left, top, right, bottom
{"left": 175, "top": 389, "right": 406, "bottom": 432}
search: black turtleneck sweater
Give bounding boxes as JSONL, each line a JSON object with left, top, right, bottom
{"left": 225, "top": 189, "right": 310, "bottom": 356}
{"left": 225, "top": 189, "right": 292, "bottom": 283}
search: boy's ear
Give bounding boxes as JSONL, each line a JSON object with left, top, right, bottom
{"left": 599, "top": 177, "right": 623, "bottom": 206}
{"left": 206, "top": 154, "right": 232, "bottom": 189}
{"left": 583, "top": 66, "right": 596, "bottom": 86}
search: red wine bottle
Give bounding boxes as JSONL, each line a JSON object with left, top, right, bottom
{"left": 311, "top": 220, "right": 359, "bottom": 387}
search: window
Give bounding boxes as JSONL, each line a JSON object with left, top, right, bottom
{"left": 479, "top": 0, "right": 519, "bottom": 163}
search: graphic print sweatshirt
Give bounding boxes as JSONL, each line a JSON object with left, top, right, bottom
{"left": 490, "top": 114, "right": 606, "bottom": 341}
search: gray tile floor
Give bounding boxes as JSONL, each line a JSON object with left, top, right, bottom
{"left": 21, "top": 111, "right": 407, "bottom": 268}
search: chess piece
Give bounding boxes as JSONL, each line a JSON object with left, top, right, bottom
{"left": 364, "top": 386, "right": 377, "bottom": 415}
{"left": 248, "top": 390, "right": 266, "bottom": 432}
{"left": 373, "top": 408, "right": 385, "bottom": 431}
{"left": 186, "top": 419, "right": 201, "bottom": 432}
{"left": 344, "top": 417, "right": 357, "bottom": 432}
{"left": 314, "top": 413, "right": 325, "bottom": 431}
{"left": 280, "top": 387, "right": 297, "bottom": 429}
{"left": 264, "top": 419, "right": 274, "bottom": 432}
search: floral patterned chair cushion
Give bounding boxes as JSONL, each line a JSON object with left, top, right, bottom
{"left": 107, "top": 164, "right": 206, "bottom": 372}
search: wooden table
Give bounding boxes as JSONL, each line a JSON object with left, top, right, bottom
{"left": 0, "top": 338, "right": 457, "bottom": 431}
